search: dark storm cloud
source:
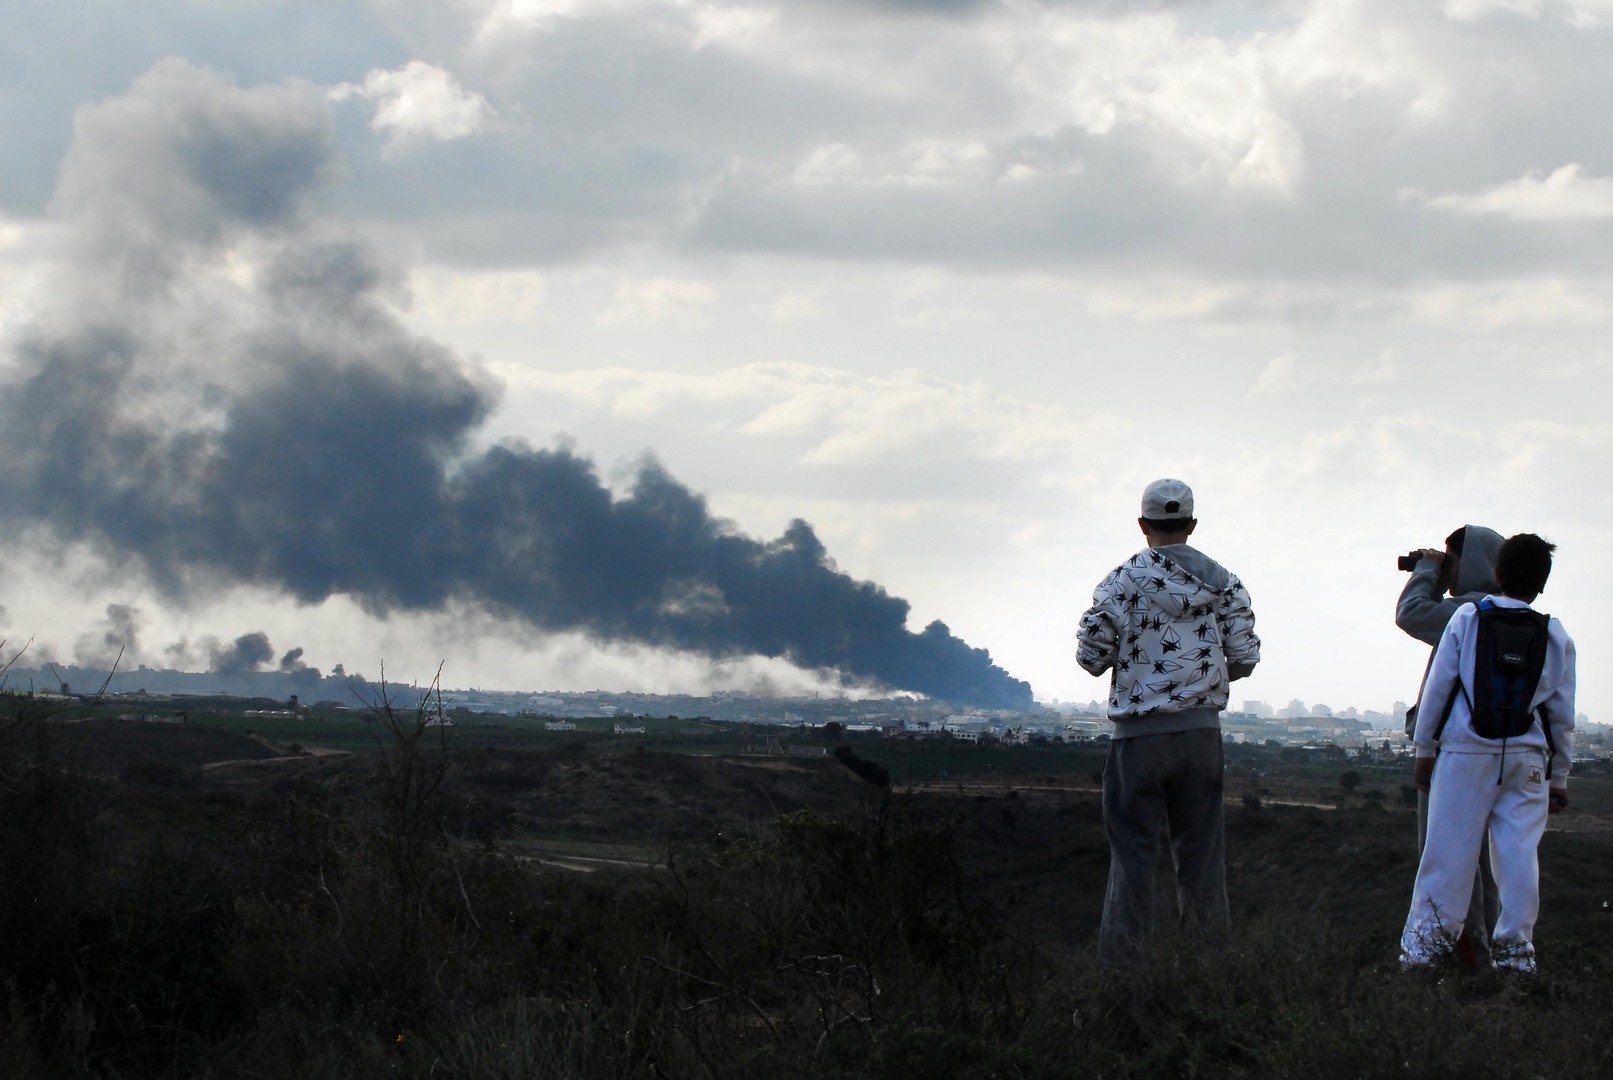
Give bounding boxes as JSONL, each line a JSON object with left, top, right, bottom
{"left": 0, "top": 60, "right": 1031, "bottom": 709}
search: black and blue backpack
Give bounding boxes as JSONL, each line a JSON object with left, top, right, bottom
{"left": 1432, "top": 598, "right": 1556, "bottom": 775}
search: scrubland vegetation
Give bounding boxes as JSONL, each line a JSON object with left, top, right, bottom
{"left": 2, "top": 690, "right": 1610, "bottom": 1078}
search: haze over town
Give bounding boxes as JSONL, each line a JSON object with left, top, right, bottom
{"left": 2, "top": 2, "right": 1610, "bottom": 721}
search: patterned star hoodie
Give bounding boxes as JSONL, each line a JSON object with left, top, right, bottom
{"left": 1077, "top": 544, "right": 1261, "bottom": 738}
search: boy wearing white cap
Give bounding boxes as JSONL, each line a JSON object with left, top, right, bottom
{"left": 1077, "top": 479, "right": 1262, "bottom": 964}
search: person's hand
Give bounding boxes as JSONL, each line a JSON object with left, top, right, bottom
{"left": 1418, "top": 548, "right": 1445, "bottom": 566}
{"left": 1549, "top": 789, "right": 1569, "bottom": 814}
{"left": 1414, "top": 757, "right": 1435, "bottom": 792}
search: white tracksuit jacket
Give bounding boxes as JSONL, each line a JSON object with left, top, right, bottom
{"left": 1412, "top": 596, "right": 1575, "bottom": 782}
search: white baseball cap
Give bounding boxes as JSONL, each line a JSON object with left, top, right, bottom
{"left": 1141, "top": 478, "right": 1194, "bottom": 521}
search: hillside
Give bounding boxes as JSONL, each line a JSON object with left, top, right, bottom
{"left": 3, "top": 709, "right": 1611, "bottom": 1078}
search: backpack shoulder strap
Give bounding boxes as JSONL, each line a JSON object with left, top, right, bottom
{"left": 1430, "top": 680, "right": 1460, "bottom": 742}
{"left": 1429, "top": 601, "right": 1480, "bottom": 741}
{"left": 1532, "top": 610, "right": 1558, "bottom": 777}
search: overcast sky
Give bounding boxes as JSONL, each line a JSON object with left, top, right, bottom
{"left": 2, "top": 0, "right": 1610, "bottom": 719}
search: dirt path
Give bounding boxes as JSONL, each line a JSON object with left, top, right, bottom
{"left": 201, "top": 737, "right": 351, "bottom": 770}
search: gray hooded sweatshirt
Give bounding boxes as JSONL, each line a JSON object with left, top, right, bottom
{"left": 1395, "top": 525, "right": 1504, "bottom": 647}
{"left": 1395, "top": 524, "right": 1503, "bottom": 735}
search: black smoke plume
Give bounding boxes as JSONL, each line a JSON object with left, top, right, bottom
{"left": 210, "top": 632, "right": 274, "bottom": 675}
{"left": 0, "top": 61, "right": 1032, "bottom": 710}
{"left": 73, "top": 603, "right": 141, "bottom": 669}
{"left": 834, "top": 746, "right": 891, "bottom": 789}
{"left": 278, "top": 647, "right": 313, "bottom": 674}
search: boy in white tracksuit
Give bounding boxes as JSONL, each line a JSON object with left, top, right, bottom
{"left": 1400, "top": 533, "right": 1576, "bottom": 972}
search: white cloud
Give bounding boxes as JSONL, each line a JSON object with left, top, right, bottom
{"left": 599, "top": 275, "right": 717, "bottom": 326}
{"left": 332, "top": 61, "right": 495, "bottom": 154}
{"left": 1440, "top": 0, "right": 1613, "bottom": 25}
{"left": 1000, "top": 158, "right": 1084, "bottom": 184}
{"left": 0, "top": 218, "right": 28, "bottom": 250}
{"left": 1407, "top": 277, "right": 1613, "bottom": 328}
{"left": 1492, "top": 417, "right": 1613, "bottom": 490}
{"left": 1005, "top": 11, "right": 1309, "bottom": 195}
{"left": 889, "top": 271, "right": 992, "bottom": 329}
{"left": 405, "top": 265, "right": 549, "bottom": 325}
{"left": 1253, "top": 352, "right": 1304, "bottom": 396}
{"left": 792, "top": 142, "right": 866, "bottom": 186}
{"left": 485, "top": 362, "right": 773, "bottom": 423}
{"left": 1254, "top": 348, "right": 1404, "bottom": 397}
{"left": 791, "top": 138, "right": 996, "bottom": 188}
{"left": 500, "top": 359, "right": 1119, "bottom": 478}
{"left": 1441, "top": 0, "right": 1544, "bottom": 20}
{"left": 691, "top": 3, "right": 778, "bottom": 50}
{"left": 1419, "top": 164, "right": 1613, "bottom": 221}
{"left": 473, "top": 0, "right": 593, "bottom": 37}
{"left": 1076, "top": 278, "right": 1251, "bottom": 322}
{"left": 1350, "top": 349, "right": 1400, "bottom": 385}
{"left": 767, "top": 289, "right": 823, "bottom": 323}
{"left": 470, "top": 0, "right": 776, "bottom": 48}
{"left": 1563, "top": 0, "right": 1613, "bottom": 28}
{"left": 0, "top": 217, "right": 56, "bottom": 339}
{"left": 907, "top": 139, "right": 994, "bottom": 186}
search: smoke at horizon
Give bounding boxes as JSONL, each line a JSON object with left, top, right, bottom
{"left": 0, "top": 60, "right": 1032, "bottom": 710}
{"left": 209, "top": 632, "right": 274, "bottom": 675}
{"left": 72, "top": 603, "right": 141, "bottom": 670}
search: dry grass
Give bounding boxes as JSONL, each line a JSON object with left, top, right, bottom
{"left": 1, "top": 702, "right": 1610, "bottom": 1078}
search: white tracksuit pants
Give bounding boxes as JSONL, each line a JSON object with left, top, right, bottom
{"left": 1400, "top": 749, "right": 1550, "bottom": 971}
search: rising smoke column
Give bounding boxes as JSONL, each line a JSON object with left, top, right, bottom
{"left": 0, "top": 60, "right": 1032, "bottom": 710}
{"left": 210, "top": 632, "right": 275, "bottom": 675}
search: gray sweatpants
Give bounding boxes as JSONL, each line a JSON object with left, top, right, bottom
{"left": 1098, "top": 727, "right": 1229, "bottom": 965}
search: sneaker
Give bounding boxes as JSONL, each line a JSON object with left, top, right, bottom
{"left": 1490, "top": 941, "right": 1537, "bottom": 975}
